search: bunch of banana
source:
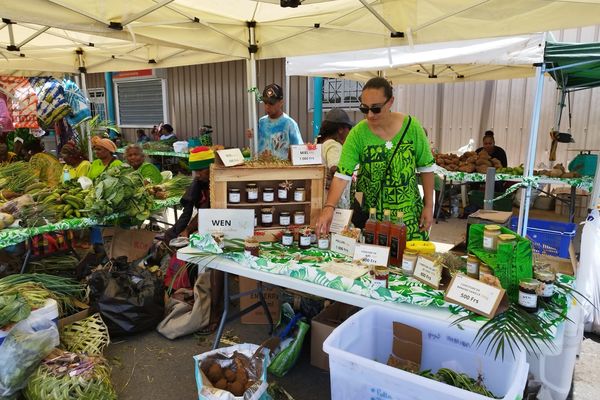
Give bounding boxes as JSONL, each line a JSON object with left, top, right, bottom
{"left": 27, "top": 182, "right": 91, "bottom": 221}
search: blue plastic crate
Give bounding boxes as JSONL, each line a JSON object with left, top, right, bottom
{"left": 509, "top": 217, "right": 577, "bottom": 258}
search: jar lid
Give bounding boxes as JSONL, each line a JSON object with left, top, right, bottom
{"left": 520, "top": 278, "right": 540, "bottom": 290}
{"left": 246, "top": 183, "right": 257, "bottom": 188}
{"left": 261, "top": 207, "right": 273, "bottom": 212}
{"left": 280, "top": 211, "right": 291, "bottom": 216}
{"left": 229, "top": 188, "right": 240, "bottom": 192}
{"left": 467, "top": 254, "right": 479, "bottom": 261}
{"left": 294, "top": 210, "right": 305, "bottom": 214}
{"left": 534, "top": 271, "right": 555, "bottom": 282}
{"left": 283, "top": 229, "right": 292, "bottom": 234}
{"left": 296, "top": 187, "right": 305, "bottom": 191}
{"left": 484, "top": 224, "right": 501, "bottom": 231}
{"left": 263, "top": 187, "right": 274, "bottom": 191}
{"left": 404, "top": 250, "right": 418, "bottom": 256}
{"left": 498, "top": 233, "right": 516, "bottom": 241}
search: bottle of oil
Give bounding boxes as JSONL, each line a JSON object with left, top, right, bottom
{"left": 389, "top": 211, "right": 407, "bottom": 266}
{"left": 363, "top": 208, "right": 377, "bottom": 244}
{"left": 376, "top": 209, "right": 392, "bottom": 247}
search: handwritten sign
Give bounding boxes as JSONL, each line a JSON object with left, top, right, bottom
{"left": 330, "top": 208, "right": 354, "bottom": 234}
{"left": 197, "top": 209, "right": 254, "bottom": 239}
{"left": 291, "top": 144, "right": 322, "bottom": 165}
{"left": 445, "top": 274, "right": 506, "bottom": 318}
{"left": 413, "top": 256, "right": 443, "bottom": 289}
{"left": 330, "top": 233, "right": 357, "bottom": 257}
{"left": 353, "top": 243, "right": 390, "bottom": 266}
{"left": 217, "top": 148, "right": 245, "bottom": 167}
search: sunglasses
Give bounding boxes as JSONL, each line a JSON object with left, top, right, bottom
{"left": 358, "top": 98, "right": 390, "bottom": 114}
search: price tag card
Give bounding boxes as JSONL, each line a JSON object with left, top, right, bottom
{"left": 197, "top": 209, "right": 254, "bottom": 239}
{"left": 330, "top": 208, "right": 354, "bottom": 234}
{"left": 444, "top": 274, "right": 506, "bottom": 318}
{"left": 217, "top": 148, "right": 245, "bottom": 167}
{"left": 330, "top": 233, "right": 357, "bottom": 258}
{"left": 291, "top": 144, "right": 322, "bottom": 165}
{"left": 352, "top": 243, "right": 390, "bottom": 266}
{"left": 413, "top": 256, "right": 443, "bottom": 289}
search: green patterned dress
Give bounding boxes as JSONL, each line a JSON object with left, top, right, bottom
{"left": 337, "top": 115, "right": 435, "bottom": 240}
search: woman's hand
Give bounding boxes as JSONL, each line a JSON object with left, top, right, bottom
{"left": 419, "top": 206, "right": 433, "bottom": 232}
{"left": 179, "top": 229, "right": 189, "bottom": 238}
{"left": 315, "top": 207, "right": 335, "bottom": 235}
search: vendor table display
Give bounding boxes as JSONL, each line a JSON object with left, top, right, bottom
{"left": 116, "top": 148, "right": 189, "bottom": 158}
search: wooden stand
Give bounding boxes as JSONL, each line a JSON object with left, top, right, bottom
{"left": 210, "top": 163, "right": 326, "bottom": 241}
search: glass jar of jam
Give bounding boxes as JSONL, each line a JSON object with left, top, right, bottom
{"left": 261, "top": 208, "right": 273, "bottom": 227}
{"left": 244, "top": 237, "right": 260, "bottom": 257}
{"left": 519, "top": 279, "right": 540, "bottom": 313}
{"left": 299, "top": 228, "right": 312, "bottom": 249}
{"left": 401, "top": 250, "right": 418, "bottom": 276}
{"left": 466, "top": 254, "right": 480, "bottom": 279}
{"left": 262, "top": 187, "right": 275, "bottom": 203}
{"left": 373, "top": 265, "right": 389, "bottom": 288}
{"left": 317, "top": 234, "right": 330, "bottom": 250}
{"left": 310, "top": 229, "right": 317, "bottom": 244}
{"left": 228, "top": 188, "right": 241, "bottom": 204}
{"left": 246, "top": 183, "right": 258, "bottom": 203}
{"left": 278, "top": 182, "right": 290, "bottom": 202}
{"left": 281, "top": 229, "right": 294, "bottom": 246}
{"left": 279, "top": 211, "right": 291, "bottom": 226}
{"left": 479, "top": 263, "right": 493, "bottom": 281}
{"left": 535, "top": 271, "right": 555, "bottom": 299}
{"left": 497, "top": 233, "right": 516, "bottom": 248}
{"left": 483, "top": 225, "right": 501, "bottom": 252}
{"left": 294, "top": 211, "right": 305, "bottom": 225}
{"left": 294, "top": 187, "right": 306, "bottom": 202}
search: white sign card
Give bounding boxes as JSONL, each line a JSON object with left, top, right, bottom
{"left": 445, "top": 274, "right": 506, "bottom": 318}
{"left": 352, "top": 243, "right": 390, "bottom": 266}
{"left": 197, "top": 209, "right": 254, "bottom": 239}
{"left": 413, "top": 256, "right": 443, "bottom": 289}
{"left": 291, "top": 144, "right": 322, "bottom": 165}
{"left": 216, "top": 148, "right": 245, "bottom": 167}
{"left": 329, "top": 208, "right": 354, "bottom": 234}
{"left": 330, "top": 233, "right": 357, "bottom": 258}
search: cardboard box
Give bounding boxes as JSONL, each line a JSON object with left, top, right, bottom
{"left": 104, "top": 227, "right": 157, "bottom": 261}
{"left": 536, "top": 243, "right": 577, "bottom": 276}
{"left": 387, "top": 322, "right": 422, "bottom": 373}
{"left": 466, "top": 210, "right": 513, "bottom": 247}
{"left": 310, "top": 302, "right": 360, "bottom": 371}
{"left": 239, "top": 277, "right": 281, "bottom": 325}
{"left": 553, "top": 188, "right": 589, "bottom": 218}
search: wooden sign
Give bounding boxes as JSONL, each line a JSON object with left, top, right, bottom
{"left": 197, "top": 209, "right": 254, "bottom": 239}
{"left": 413, "top": 256, "right": 443, "bottom": 289}
{"left": 291, "top": 144, "right": 322, "bottom": 165}
{"left": 216, "top": 148, "right": 245, "bottom": 167}
{"left": 330, "top": 233, "right": 357, "bottom": 258}
{"left": 330, "top": 208, "right": 353, "bottom": 234}
{"left": 353, "top": 243, "right": 390, "bottom": 266}
{"left": 444, "top": 274, "right": 507, "bottom": 318}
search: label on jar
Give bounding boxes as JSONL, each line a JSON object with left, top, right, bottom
{"left": 261, "top": 213, "right": 273, "bottom": 223}
{"left": 278, "top": 189, "right": 288, "bottom": 199}
{"left": 541, "top": 283, "right": 554, "bottom": 297}
{"left": 229, "top": 192, "right": 241, "bottom": 203}
{"left": 299, "top": 235, "right": 311, "bottom": 246}
{"left": 483, "top": 236, "right": 494, "bottom": 250}
{"left": 310, "top": 233, "right": 317, "bottom": 244}
{"left": 247, "top": 191, "right": 258, "bottom": 200}
{"left": 318, "top": 238, "right": 329, "bottom": 249}
{"left": 280, "top": 215, "right": 291, "bottom": 225}
{"left": 294, "top": 191, "right": 304, "bottom": 202}
{"left": 466, "top": 261, "right": 479, "bottom": 274}
{"left": 263, "top": 192, "right": 274, "bottom": 202}
{"left": 282, "top": 235, "right": 293, "bottom": 246}
{"left": 294, "top": 214, "right": 305, "bottom": 225}
{"left": 402, "top": 259, "right": 415, "bottom": 274}
{"left": 518, "top": 291, "right": 537, "bottom": 308}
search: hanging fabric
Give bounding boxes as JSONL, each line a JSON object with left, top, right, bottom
{"left": 0, "top": 76, "right": 39, "bottom": 129}
{"left": 29, "top": 77, "right": 72, "bottom": 129}
{"left": 0, "top": 93, "right": 14, "bottom": 132}
{"left": 63, "top": 79, "right": 91, "bottom": 127}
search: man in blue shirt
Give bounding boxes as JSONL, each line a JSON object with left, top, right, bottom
{"left": 246, "top": 83, "right": 303, "bottom": 159}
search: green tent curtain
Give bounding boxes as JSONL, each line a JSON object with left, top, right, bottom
{"left": 544, "top": 41, "right": 600, "bottom": 91}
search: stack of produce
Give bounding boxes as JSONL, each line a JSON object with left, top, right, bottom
{"left": 32, "top": 181, "right": 90, "bottom": 220}
{"left": 533, "top": 163, "right": 581, "bottom": 178}
{"left": 435, "top": 151, "right": 503, "bottom": 173}
{"left": 0, "top": 162, "right": 40, "bottom": 202}
{"left": 146, "top": 174, "right": 192, "bottom": 199}
{"left": 142, "top": 138, "right": 178, "bottom": 152}
{"left": 497, "top": 165, "right": 525, "bottom": 175}
{"left": 84, "top": 165, "right": 154, "bottom": 223}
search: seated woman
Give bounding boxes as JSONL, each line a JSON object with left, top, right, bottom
{"left": 87, "top": 136, "right": 122, "bottom": 180}
{"left": 124, "top": 144, "right": 162, "bottom": 184}
{"left": 476, "top": 130, "right": 507, "bottom": 168}
{"left": 60, "top": 141, "right": 91, "bottom": 182}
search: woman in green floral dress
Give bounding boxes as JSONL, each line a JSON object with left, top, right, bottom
{"left": 316, "top": 77, "right": 435, "bottom": 240}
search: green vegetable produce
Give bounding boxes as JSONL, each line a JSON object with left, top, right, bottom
{"left": 0, "top": 294, "right": 31, "bottom": 328}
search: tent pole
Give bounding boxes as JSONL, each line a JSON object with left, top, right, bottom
{"left": 517, "top": 64, "right": 546, "bottom": 236}
{"left": 79, "top": 72, "right": 94, "bottom": 162}
{"left": 246, "top": 21, "right": 258, "bottom": 155}
{"left": 312, "top": 77, "right": 323, "bottom": 141}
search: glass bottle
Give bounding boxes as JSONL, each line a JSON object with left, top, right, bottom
{"left": 389, "top": 211, "right": 407, "bottom": 266}
{"left": 376, "top": 209, "right": 392, "bottom": 247}
{"left": 363, "top": 208, "right": 377, "bottom": 244}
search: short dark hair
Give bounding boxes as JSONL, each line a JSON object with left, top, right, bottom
{"left": 316, "top": 121, "right": 342, "bottom": 144}
{"left": 362, "top": 77, "right": 393, "bottom": 100}
{"left": 484, "top": 130, "right": 494, "bottom": 137}
{"left": 162, "top": 124, "right": 174, "bottom": 133}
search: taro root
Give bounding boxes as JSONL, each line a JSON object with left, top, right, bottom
{"left": 228, "top": 381, "right": 245, "bottom": 396}
{"left": 207, "top": 364, "right": 223, "bottom": 383}
{"left": 215, "top": 378, "right": 228, "bottom": 390}
{"left": 224, "top": 368, "right": 236, "bottom": 383}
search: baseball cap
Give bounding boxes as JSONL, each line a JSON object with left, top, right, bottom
{"left": 324, "top": 108, "right": 354, "bottom": 127}
{"left": 262, "top": 83, "right": 284, "bottom": 104}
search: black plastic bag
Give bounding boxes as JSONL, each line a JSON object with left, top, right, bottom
{"left": 88, "top": 257, "right": 165, "bottom": 336}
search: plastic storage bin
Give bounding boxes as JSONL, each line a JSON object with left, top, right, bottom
{"left": 323, "top": 306, "right": 529, "bottom": 400}
{"left": 173, "top": 141, "right": 189, "bottom": 153}
{"left": 528, "top": 299, "right": 583, "bottom": 400}
{"left": 0, "top": 298, "right": 59, "bottom": 346}
{"left": 509, "top": 217, "right": 577, "bottom": 258}
{"left": 468, "top": 190, "right": 514, "bottom": 212}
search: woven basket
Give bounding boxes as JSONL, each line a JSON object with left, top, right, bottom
{"left": 60, "top": 313, "right": 110, "bottom": 355}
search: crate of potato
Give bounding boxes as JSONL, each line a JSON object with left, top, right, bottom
{"left": 435, "top": 151, "right": 503, "bottom": 173}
